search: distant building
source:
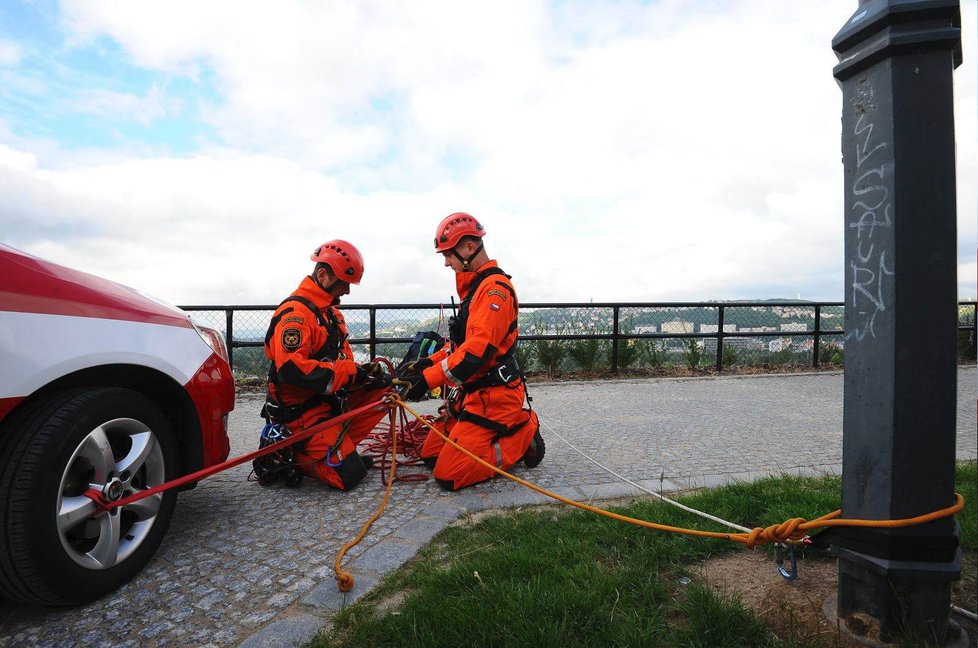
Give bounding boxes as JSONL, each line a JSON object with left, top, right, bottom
{"left": 661, "top": 320, "right": 694, "bottom": 334}
{"left": 704, "top": 337, "right": 764, "bottom": 353}
{"left": 780, "top": 322, "right": 808, "bottom": 332}
{"left": 700, "top": 324, "right": 737, "bottom": 333}
{"left": 634, "top": 324, "right": 658, "bottom": 334}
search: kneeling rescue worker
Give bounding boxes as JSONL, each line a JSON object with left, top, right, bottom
{"left": 405, "top": 213, "right": 545, "bottom": 490}
{"left": 262, "top": 240, "right": 392, "bottom": 490}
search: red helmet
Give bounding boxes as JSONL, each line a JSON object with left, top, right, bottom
{"left": 433, "top": 212, "right": 485, "bottom": 252}
{"left": 310, "top": 239, "right": 364, "bottom": 284}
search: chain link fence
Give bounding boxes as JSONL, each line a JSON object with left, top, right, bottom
{"left": 181, "top": 301, "right": 977, "bottom": 380}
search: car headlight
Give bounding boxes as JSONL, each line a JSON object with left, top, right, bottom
{"left": 192, "top": 321, "right": 230, "bottom": 365}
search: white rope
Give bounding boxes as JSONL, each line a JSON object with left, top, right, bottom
{"left": 539, "top": 419, "right": 752, "bottom": 534}
{"left": 540, "top": 415, "right": 975, "bottom": 616}
{"left": 952, "top": 605, "right": 978, "bottom": 622}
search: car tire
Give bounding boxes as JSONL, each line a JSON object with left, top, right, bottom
{"left": 0, "top": 387, "right": 178, "bottom": 605}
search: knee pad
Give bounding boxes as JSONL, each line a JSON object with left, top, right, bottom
{"left": 435, "top": 477, "right": 457, "bottom": 491}
{"left": 336, "top": 451, "right": 369, "bottom": 490}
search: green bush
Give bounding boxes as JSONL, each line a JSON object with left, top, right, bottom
{"left": 232, "top": 346, "right": 268, "bottom": 378}
{"left": 534, "top": 338, "right": 567, "bottom": 379}
{"left": 681, "top": 337, "right": 702, "bottom": 369}
{"left": 615, "top": 338, "right": 641, "bottom": 370}
{"left": 567, "top": 334, "right": 607, "bottom": 372}
{"left": 513, "top": 340, "right": 535, "bottom": 373}
{"left": 958, "top": 328, "right": 976, "bottom": 363}
{"left": 819, "top": 342, "right": 844, "bottom": 366}
{"left": 721, "top": 344, "right": 739, "bottom": 369}
{"left": 638, "top": 339, "right": 666, "bottom": 369}
{"left": 769, "top": 348, "right": 804, "bottom": 365}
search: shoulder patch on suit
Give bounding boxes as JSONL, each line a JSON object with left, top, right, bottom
{"left": 284, "top": 315, "right": 304, "bottom": 324}
{"left": 490, "top": 303, "right": 500, "bottom": 311}
{"left": 282, "top": 327, "right": 302, "bottom": 351}
{"left": 487, "top": 288, "right": 508, "bottom": 301}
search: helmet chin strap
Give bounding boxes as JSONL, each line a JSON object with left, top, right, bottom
{"left": 313, "top": 269, "right": 343, "bottom": 295}
{"left": 452, "top": 242, "right": 484, "bottom": 271}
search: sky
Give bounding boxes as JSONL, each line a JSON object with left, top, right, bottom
{"left": 0, "top": 0, "right": 975, "bottom": 306}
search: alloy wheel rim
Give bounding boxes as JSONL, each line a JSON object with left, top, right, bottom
{"left": 56, "top": 418, "right": 165, "bottom": 570}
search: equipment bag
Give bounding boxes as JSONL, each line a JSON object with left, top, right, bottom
{"left": 395, "top": 330, "right": 445, "bottom": 401}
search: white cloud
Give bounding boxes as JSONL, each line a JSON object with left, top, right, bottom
{"left": 69, "top": 83, "right": 177, "bottom": 126}
{"left": 0, "top": 39, "right": 21, "bottom": 66}
{"left": 0, "top": 0, "right": 973, "bottom": 306}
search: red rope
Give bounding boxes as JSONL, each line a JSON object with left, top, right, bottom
{"left": 87, "top": 393, "right": 393, "bottom": 512}
{"left": 361, "top": 407, "right": 434, "bottom": 484}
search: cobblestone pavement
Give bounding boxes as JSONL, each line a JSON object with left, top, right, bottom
{"left": 1, "top": 369, "right": 974, "bottom": 647}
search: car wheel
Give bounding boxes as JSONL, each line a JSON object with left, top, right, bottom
{"left": 0, "top": 387, "right": 178, "bottom": 605}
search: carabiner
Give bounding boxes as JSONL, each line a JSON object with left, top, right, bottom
{"left": 775, "top": 543, "right": 798, "bottom": 581}
{"left": 325, "top": 446, "right": 343, "bottom": 468}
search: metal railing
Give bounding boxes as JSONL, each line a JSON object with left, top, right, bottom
{"left": 180, "top": 301, "right": 978, "bottom": 375}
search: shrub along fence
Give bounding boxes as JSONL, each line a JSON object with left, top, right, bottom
{"left": 181, "top": 301, "right": 978, "bottom": 379}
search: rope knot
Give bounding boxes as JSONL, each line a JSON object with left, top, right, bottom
{"left": 335, "top": 571, "right": 355, "bottom": 592}
{"left": 745, "top": 518, "right": 809, "bottom": 548}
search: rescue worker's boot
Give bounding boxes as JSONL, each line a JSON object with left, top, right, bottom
{"left": 521, "top": 429, "right": 545, "bottom": 468}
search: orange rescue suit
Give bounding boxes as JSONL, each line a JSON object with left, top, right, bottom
{"left": 420, "top": 261, "right": 538, "bottom": 490}
{"left": 264, "top": 276, "right": 387, "bottom": 490}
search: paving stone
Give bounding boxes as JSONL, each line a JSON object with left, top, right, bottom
{"left": 237, "top": 615, "right": 326, "bottom": 648}
{"left": 351, "top": 540, "right": 421, "bottom": 576}
{"left": 483, "top": 488, "right": 550, "bottom": 509}
{"left": 392, "top": 515, "right": 449, "bottom": 543}
{"left": 0, "top": 371, "right": 972, "bottom": 648}
{"left": 577, "top": 481, "right": 649, "bottom": 501}
{"left": 419, "top": 497, "right": 466, "bottom": 519}
{"left": 301, "top": 573, "right": 378, "bottom": 611}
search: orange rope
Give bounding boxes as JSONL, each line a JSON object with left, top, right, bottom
{"left": 333, "top": 397, "right": 400, "bottom": 592}
{"left": 393, "top": 396, "right": 965, "bottom": 549}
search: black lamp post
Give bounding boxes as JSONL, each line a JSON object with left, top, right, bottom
{"left": 831, "top": 0, "right": 963, "bottom": 643}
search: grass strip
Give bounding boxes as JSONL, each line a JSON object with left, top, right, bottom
{"left": 314, "top": 462, "right": 976, "bottom": 648}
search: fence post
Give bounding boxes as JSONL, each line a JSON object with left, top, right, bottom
{"left": 225, "top": 308, "right": 234, "bottom": 372}
{"left": 369, "top": 307, "right": 377, "bottom": 360}
{"left": 611, "top": 305, "right": 620, "bottom": 373}
{"left": 812, "top": 304, "right": 821, "bottom": 368}
{"left": 972, "top": 304, "right": 977, "bottom": 357}
{"left": 715, "top": 305, "right": 725, "bottom": 371}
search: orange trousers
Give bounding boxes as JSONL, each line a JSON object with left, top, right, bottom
{"left": 292, "top": 388, "right": 391, "bottom": 490}
{"left": 420, "top": 383, "right": 538, "bottom": 491}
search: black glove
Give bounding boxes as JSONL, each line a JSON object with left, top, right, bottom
{"left": 363, "top": 362, "right": 393, "bottom": 390}
{"left": 352, "top": 364, "right": 370, "bottom": 388}
{"left": 400, "top": 357, "right": 433, "bottom": 377}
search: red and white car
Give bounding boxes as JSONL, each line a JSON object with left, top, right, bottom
{"left": 0, "top": 243, "right": 235, "bottom": 605}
